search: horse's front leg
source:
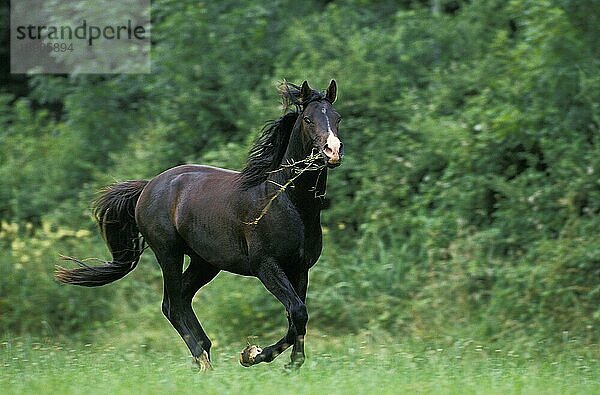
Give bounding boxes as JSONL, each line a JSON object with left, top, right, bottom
{"left": 240, "top": 260, "right": 308, "bottom": 369}
{"left": 287, "top": 270, "right": 308, "bottom": 369}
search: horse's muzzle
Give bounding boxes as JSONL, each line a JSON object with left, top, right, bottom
{"left": 323, "top": 136, "right": 343, "bottom": 168}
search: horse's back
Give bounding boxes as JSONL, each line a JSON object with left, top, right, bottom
{"left": 136, "top": 164, "right": 239, "bottom": 216}
{"left": 136, "top": 164, "right": 251, "bottom": 272}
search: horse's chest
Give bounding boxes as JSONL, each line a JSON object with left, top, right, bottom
{"left": 254, "top": 213, "right": 321, "bottom": 266}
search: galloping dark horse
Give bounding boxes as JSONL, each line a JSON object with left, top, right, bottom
{"left": 56, "top": 80, "right": 343, "bottom": 370}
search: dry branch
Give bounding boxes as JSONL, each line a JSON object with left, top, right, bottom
{"left": 245, "top": 151, "right": 325, "bottom": 225}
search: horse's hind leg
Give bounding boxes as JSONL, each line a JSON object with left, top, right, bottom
{"left": 155, "top": 246, "right": 214, "bottom": 371}
{"left": 181, "top": 254, "right": 219, "bottom": 359}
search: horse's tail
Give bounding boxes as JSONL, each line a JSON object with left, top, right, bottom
{"left": 55, "top": 180, "right": 149, "bottom": 287}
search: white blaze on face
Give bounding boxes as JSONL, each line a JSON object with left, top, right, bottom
{"left": 322, "top": 106, "right": 341, "bottom": 163}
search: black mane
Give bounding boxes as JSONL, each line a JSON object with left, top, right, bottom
{"left": 239, "top": 112, "right": 298, "bottom": 189}
{"left": 238, "top": 81, "right": 327, "bottom": 189}
{"left": 278, "top": 80, "right": 327, "bottom": 111}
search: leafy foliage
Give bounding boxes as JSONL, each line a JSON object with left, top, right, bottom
{"left": 1, "top": 0, "right": 598, "bottom": 346}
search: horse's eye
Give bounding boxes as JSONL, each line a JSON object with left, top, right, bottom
{"left": 303, "top": 116, "right": 312, "bottom": 124}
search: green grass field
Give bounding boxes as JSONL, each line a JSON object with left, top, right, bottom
{"left": 1, "top": 333, "right": 598, "bottom": 394}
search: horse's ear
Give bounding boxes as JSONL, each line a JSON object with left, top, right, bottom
{"left": 300, "top": 80, "right": 311, "bottom": 102}
{"left": 326, "top": 79, "right": 337, "bottom": 103}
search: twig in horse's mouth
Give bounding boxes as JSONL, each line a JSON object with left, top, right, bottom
{"left": 245, "top": 150, "right": 325, "bottom": 226}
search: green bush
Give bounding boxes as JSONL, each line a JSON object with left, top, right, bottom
{"left": 1, "top": 0, "right": 599, "bottom": 347}
{"left": 0, "top": 221, "right": 114, "bottom": 336}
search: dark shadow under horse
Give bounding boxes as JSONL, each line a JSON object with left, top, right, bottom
{"left": 56, "top": 80, "right": 344, "bottom": 371}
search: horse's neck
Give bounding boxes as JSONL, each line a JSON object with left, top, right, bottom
{"left": 267, "top": 127, "right": 327, "bottom": 218}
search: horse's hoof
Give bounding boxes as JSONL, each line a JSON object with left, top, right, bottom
{"left": 194, "top": 351, "right": 213, "bottom": 372}
{"left": 240, "top": 344, "right": 262, "bottom": 367}
{"left": 284, "top": 357, "right": 305, "bottom": 371}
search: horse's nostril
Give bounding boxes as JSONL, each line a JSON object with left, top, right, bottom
{"left": 323, "top": 143, "right": 333, "bottom": 155}
{"left": 339, "top": 142, "right": 344, "bottom": 156}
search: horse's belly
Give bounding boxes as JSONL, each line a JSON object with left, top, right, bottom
{"left": 179, "top": 225, "right": 252, "bottom": 275}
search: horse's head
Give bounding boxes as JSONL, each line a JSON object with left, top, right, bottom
{"left": 297, "top": 80, "right": 344, "bottom": 168}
